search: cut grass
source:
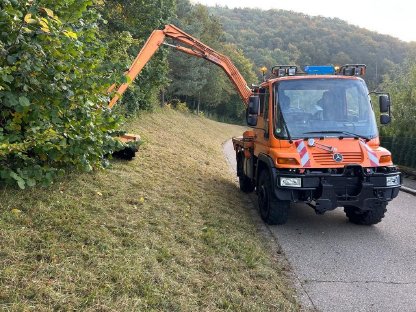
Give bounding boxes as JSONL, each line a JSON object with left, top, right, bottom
{"left": 0, "top": 108, "right": 299, "bottom": 311}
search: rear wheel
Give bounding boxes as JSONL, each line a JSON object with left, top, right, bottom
{"left": 237, "top": 153, "right": 255, "bottom": 193}
{"left": 344, "top": 202, "right": 387, "bottom": 225}
{"left": 257, "top": 170, "right": 290, "bottom": 225}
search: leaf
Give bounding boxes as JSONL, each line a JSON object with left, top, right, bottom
{"left": 2, "top": 75, "right": 14, "bottom": 83}
{"left": 6, "top": 56, "right": 16, "bottom": 64}
{"left": 27, "top": 178, "right": 36, "bottom": 187}
{"left": 18, "top": 96, "right": 30, "bottom": 107}
{"left": 10, "top": 172, "right": 26, "bottom": 189}
{"left": 24, "top": 13, "right": 31, "bottom": 23}
{"left": 4, "top": 93, "right": 18, "bottom": 108}
{"left": 39, "top": 19, "right": 50, "bottom": 33}
{"left": 63, "top": 30, "right": 78, "bottom": 39}
{"left": 24, "top": 13, "right": 37, "bottom": 24}
{"left": 17, "top": 178, "right": 26, "bottom": 189}
{"left": 9, "top": 171, "right": 19, "bottom": 180}
{"left": 41, "top": 7, "right": 54, "bottom": 18}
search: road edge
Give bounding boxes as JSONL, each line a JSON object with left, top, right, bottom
{"left": 400, "top": 185, "right": 416, "bottom": 196}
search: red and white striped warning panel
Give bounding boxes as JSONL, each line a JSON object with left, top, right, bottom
{"left": 295, "top": 140, "right": 311, "bottom": 167}
{"left": 359, "top": 140, "right": 379, "bottom": 167}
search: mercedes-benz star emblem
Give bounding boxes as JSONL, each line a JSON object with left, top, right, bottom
{"left": 333, "top": 153, "right": 343, "bottom": 162}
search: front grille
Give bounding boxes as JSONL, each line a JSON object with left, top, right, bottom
{"left": 312, "top": 152, "right": 362, "bottom": 166}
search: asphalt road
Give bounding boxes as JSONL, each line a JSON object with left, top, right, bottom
{"left": 223, "top": 139, "right": 416, "bottom": 312}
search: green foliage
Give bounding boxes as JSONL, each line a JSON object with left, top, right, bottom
{"left": 0, "top": 0, "right": 126, "bottom": 188}
{"left": 209, "top": 7, "right": 413, "bottom": 89}
{"left": 98, "top": 0, "right": 176, "bottom": 115}
{"left": 175, "top": 101, "right": 189, "bottom": 113}
{"left": 379, "top": 56, "right": 416, "bottom": 167}
{"left": 166, "top": 0, "right": 257, "bottom": 121}
{"left": 381, "top": 58, "right": 416, "bottom": 138}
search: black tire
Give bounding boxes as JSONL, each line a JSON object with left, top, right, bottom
{"left": 112, "top": 146, "right": 138, "bottom": 160}
{"left": 237, "top": 153, "right": 255, "bottom": 193}
{"left": 344, "top": 202, "right": 387, "bottom": 225}
{"left": 239, "top": 175, "right": 255, "bottom": 193}
{"left": 257, "top": 170, "right": 290, "bottom": 225}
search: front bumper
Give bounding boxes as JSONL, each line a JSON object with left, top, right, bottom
{"left": 273, "top": 167, "right": 401, "bottom": 213}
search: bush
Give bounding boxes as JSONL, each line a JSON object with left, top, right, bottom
{"left": 0, "top": 1, "right": 126, "bottom": 188}
{"left": 175, "top": 102, "right": 189, "bottom": 113}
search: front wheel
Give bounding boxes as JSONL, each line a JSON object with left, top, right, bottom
{"left": 344, "top": 202, "right": 387, "bottom": 225}
{"left": 257, "top": 170, "right": 290, "bottom": 225}
{"left": 239, "top": 175, "right": 255, "bottom": 193}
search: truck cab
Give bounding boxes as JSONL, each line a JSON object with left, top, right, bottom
{"left": 233, "top": 64, "right": 401, "bottom": 225}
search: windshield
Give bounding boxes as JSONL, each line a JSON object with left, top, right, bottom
{"left": 274, "top": 78, "right": 378, "bottom": 139}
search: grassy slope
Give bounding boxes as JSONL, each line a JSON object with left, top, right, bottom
{"left": 0, "top": 109, "right": 298, "bottom": 311}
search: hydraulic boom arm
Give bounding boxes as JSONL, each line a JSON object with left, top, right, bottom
{"left": 108, "top": 24, "right": 253, "bottom": 109}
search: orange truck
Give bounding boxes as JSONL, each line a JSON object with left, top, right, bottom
{"left": 110, "top": 25, "right": 401, "bottom": 225}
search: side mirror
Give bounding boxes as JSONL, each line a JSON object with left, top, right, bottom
{"left": 248, "top": 96, "right": 260, "bottom": 115}
{"left": 379, "top": 94, "right": 390, "bottom": 113}
{"left": 246, "top": 95, "right": 260, "bottom": 127}
{"left": 246, "top": 113, "right": 258, "bottom": 126}
{"left": 380, "top": 115, "right": 391, "bottom": 125}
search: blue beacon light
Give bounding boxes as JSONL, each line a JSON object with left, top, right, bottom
{"left": 304, "top": 65, "right": 335, "bottom": 75}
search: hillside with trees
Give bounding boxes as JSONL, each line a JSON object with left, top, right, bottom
{"left": 208, "top": 6, "right": 413, "bottom": 89}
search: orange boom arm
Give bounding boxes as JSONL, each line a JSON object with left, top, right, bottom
{"left": 108, "top": 24, "right": 253, "bottom": 109}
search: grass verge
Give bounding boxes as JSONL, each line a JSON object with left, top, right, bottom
{"left": 0, "top": 108, "right": 299, "bottom": 311}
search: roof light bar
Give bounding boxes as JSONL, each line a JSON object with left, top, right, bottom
{"left": 272, "top": 65, "right": 298, "bottom": 77}
{"left": 338, "top": 64, "right": 366, "bottom": 76}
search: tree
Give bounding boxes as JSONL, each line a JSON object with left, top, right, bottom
{"left": 98, "top": 0, "right": 176, "bottom": 114}
{"left": 381, "top": 58, "right": 416, "bottom": 138}
{"left": 166, "top": 0, "right": 257, "bottom": 120}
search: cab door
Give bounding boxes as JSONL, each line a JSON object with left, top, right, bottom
{"left": 254, "top": 87, "right": 271, "bottom": 156}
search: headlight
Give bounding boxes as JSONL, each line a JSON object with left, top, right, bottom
{"left": 280, "top": 177, "right": 302, "bottom": 187}
{"left": 386, "top": 175, "right": 400, "bottom": 186}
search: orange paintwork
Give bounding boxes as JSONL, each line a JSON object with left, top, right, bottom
{"left": 118, "top": 133, "right": 141, "bottom": 143}
{"left": 243, "top": 130, "right": 255, "bottom": 138}
{"left": 266, "top": 138, "right": 392, "bottom": 169}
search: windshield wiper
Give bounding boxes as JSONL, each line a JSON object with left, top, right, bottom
{"left": 279, "top": 109, "right": 293, "bottom": 143}
{"left": 302, "top": 130, "right": 371, "bottom": 141}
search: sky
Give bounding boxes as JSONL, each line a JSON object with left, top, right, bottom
{"left": 192, "top": 0, "right": 415, "bottom": 42}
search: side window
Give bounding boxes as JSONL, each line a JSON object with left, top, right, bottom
{"left": 346, "top": 87, "right": 365, "bottom": 121}
{"left": 263, "top": 88, "right": 270, "bottom": 137}
{"left": 259, "top": 88, "right": 266, "bottom": 116}
{"left": 346, "top": 88, "right": 360, "bottom": 120}
{"left": 258, "top": 88, "right": 269, "bottom": 117}
{"left": 264, "top": 91, "right": 269, "bottom": 119}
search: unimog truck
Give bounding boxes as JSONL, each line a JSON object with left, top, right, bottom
{"left": 233, "top": 65, "right": 400, "bottom": 225}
